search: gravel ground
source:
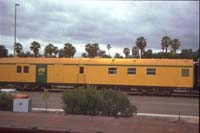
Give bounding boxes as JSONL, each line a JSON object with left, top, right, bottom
{"left": 0, "top": 111, "right": 199, "bottom": 133}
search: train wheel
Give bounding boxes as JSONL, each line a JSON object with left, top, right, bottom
{"left": 154, "top": 89, "right": 166, "bottom": 96}
{"left": 165, "top": 90, "right": 173, "bottom": 96}
{"left": 143, "top": 88, "right": 156, "bottom": 95}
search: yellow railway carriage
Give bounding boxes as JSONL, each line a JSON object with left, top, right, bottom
{"left": 0, "top": 58, "right": 194, "bottom": 93}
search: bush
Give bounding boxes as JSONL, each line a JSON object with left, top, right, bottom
{"left": 0, "top": 93, "right": 13, "bottom": 111}
{"left": 62, "top": 88, "right": 137, "bottom": 117}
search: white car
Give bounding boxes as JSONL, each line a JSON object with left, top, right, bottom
{"left": 0, "top": 89, "right": 29, "bottom": 99}
{"left": 0, "top": 89, "right": 17, "bottom": 95}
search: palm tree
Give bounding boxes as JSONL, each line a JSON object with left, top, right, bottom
{"left": 15, "top": 42, "right": 23, "bottom": 57}
{"left": 44, "top": 43, "right": 54, "bottom": 57}
{"left": 63, "top": 42, "right": 76, "bottom": 57}
{"left": 161, "top": 45, "right": 165, "bottom": 52}
{"left": 30, "top": 41, "right": 41, "bottom": 57}
{"left": 170, "top": 38, "right": 181, "bottom": 54}
{"left": 123, "top": 48, "right": 130, "bottom": 58}
{"left": 161, "top": 36, "right": 171, "bottom": 53}
{"left": 107, "top": 44, "right": 111, "bottom": 57}
{"left": 132, "top": 46, "right": 139, "bottom": 58}
{"left": 135, "top": 36, "right": 147, "bottom": 57}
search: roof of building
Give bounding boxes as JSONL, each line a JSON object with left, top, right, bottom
{"left": 0, "top": 57, "right": 193, "bottom": 66}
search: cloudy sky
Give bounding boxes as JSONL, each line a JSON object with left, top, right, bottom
{"left": 0, "top": 0, "right": 199, "bottom": 57}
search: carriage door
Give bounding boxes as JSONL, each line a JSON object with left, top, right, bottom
{"left": 77, "top": 66, "right": 86, "bottom": 84}
{"left": 36, "top": 64, "right": 47, "bottom": 83}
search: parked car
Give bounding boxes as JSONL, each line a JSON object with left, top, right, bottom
{"left": 0, "top": 89, "right": 29, "bottom": 99}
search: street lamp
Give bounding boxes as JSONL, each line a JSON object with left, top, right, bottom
{"left": 14, "top": 3, "right": 20, "bottom": 57}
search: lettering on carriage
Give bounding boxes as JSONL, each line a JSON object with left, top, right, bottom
{"left": 38, "top": 67, "right": 45, "bottom": 76}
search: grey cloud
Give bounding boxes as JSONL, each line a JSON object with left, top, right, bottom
{"left": 0, "top": 0, "right": 199, "bottom": 55}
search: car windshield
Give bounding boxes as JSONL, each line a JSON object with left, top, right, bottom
{"left": 0, "top": 89, "right": 17, "bottom": 95}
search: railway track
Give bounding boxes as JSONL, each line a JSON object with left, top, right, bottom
{"left": 1, "top": 86, "right": 199, "bottom": 98}
{"left": 30, "top": 88, "right": 199, "bottom": 98}
{"left": 127, "top": 91, "right": 199, "bottom": 98}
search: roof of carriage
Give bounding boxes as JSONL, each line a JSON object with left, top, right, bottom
{"left": 0, "top": 57, "right": 193, "bottom": 66}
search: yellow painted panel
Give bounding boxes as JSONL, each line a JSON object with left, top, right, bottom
{"left": 63, "top": 66, "right": 78, "bottom": 83}
{"left": 47, "top": 65, "right": 54, "bottom": 83}
{"left": 0, "top": 64, "right": 35, "bottom": 82}
{"left": 0, "top": 65, "right": 16, "bottom": 82}
{"left": 47, "top": 65, "right": 78, "bottom": 83}
{"left": 20, "top": 64, "right": 35, "bottom": 82}
{"left": 86, "top": 66, "right": 193, "bottom": 88}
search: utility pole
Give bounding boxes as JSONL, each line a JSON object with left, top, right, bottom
{"left": 14, "top": 3, "right": 20, "bottom": 57}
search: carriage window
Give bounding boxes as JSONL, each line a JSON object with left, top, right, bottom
{"left": 127, "top": 68, "right": 136, "bottom": 75}
{"left": 24, "top": 66, "right": 29, "bottom": 73}
{"left": 16, "top": 66, "right": 21, "bottom": 73}
{"left": 182, "top": 68, "right": 189, "bottom": 77}
{"left": 80, "top": 67, "right": 84, "bottom": 74}
{"left": 147, "top": 68, "right": 156, "bottom": 75}
{"left": 108, "top": 67, "right": 117, "bottom": 74}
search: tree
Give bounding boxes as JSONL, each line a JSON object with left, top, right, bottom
{"left": 170, "top": 38, "right": 181, "bottom": 54}
{"left": 143, "top": 49, "right": 153, "bottom": 58}
{"left": 81, "top": 52, "right": 88, "bottom": 58}
{"left": 18, "top": 52, "right": 26, "bottom": 57}
{"left": 0, "top": 45, "right": 8, "bottom": 57}
{"left": 132, "top": 46, "right": 139, "bottom": 58}
{"left": 161, "top": 45, "right": 165, "bottom": 52}
{"left": 193, "top": 49, "right": 199, "bottom": 61}
{"left": 15, "top": 42, "right": 23, "bottom": 57}
{"left": 153, "top": 52, "right": 165, "bottom": 59}
{"left": 44, "top": 43, "right": 55, "bottom": 57}
{"left": 63, "top": 43, "right": 76, "bottom": 58}
{"left": 97, "top": 50, "right": 106, "bottom": 57}
{"left": 123, "top": 48, "right": 130, "bottom": 58}
{"left": 58, "top": 49, "right": 65, "bottom": 58}
{"left": 18, "top": 51, "right": 33, "bottom": 57}
{"left": 85, "top": 43, "right": 100, "bottom": 58}
{"left": 114, "top": 53, "right": 123, "bottom": 58}
{"left": 180, "top": 49, "right": 193, "bottom": 59}
{"left": 25, "top": 51, "right": 33, "bottom": 57}
{"left": 53, "top": 46, "right": 59, "bottom": 57}
{"left": 161, "top": 36, "right": 171, "bottom": 53}
{"left": 135, "top": 36, "right": 147, "bottom": 57}
{"left": 42, "top": 89, "right": 49, "bottom": 112}
{"left": 30, "top": 41, "right": 41, "bottom": 57}
{"left": 107, "top": 44, "right": 111, "bottom": 57}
